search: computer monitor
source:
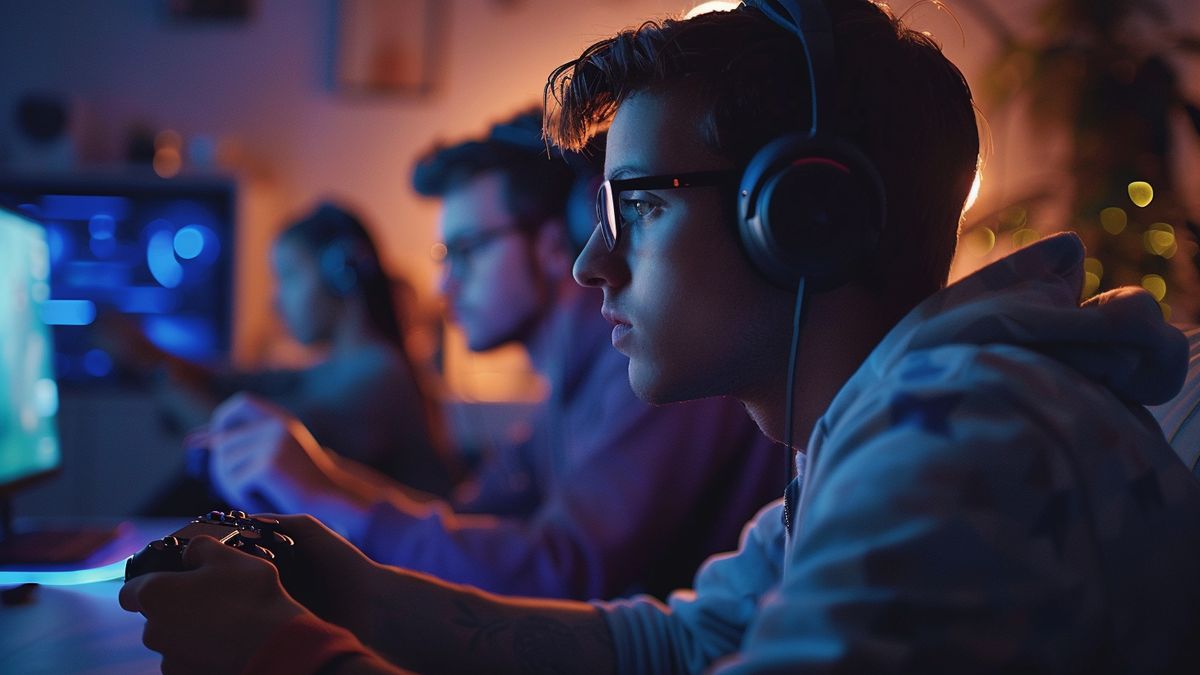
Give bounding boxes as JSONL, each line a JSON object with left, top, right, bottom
{"left": 0, "top": 205, "right": 61, "bottom": 496}
{"left": 0, "top": 172, "right": 234, "bottom": 383}
{"left": 0, "top": 206, "right": 119, "bottom": 564}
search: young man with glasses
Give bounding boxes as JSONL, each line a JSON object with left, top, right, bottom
{"left": 200, "top": 108, "right": 782, "bottom": 602}
{"left": 122, "top": 2, "right": 1200, "bottom": 673}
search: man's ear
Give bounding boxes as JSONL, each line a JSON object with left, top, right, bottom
{"left": 532, "top": 218, "right": 574, "bottom": 281}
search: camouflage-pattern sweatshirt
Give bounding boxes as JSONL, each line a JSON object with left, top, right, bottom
{"left": 599, "top": 233, "right": 1200, "bottom": 674}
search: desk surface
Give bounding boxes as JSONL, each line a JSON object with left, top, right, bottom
{"left": 0, "top": 519, "right": 177, "bottom": 674}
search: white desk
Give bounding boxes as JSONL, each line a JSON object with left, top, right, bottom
{"left": 0, "top": 519, "right": 177, "bottom": 674}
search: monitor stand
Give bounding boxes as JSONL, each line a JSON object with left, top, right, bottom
{"left": 0, "top": 496, "right": 121, "bottom": 565}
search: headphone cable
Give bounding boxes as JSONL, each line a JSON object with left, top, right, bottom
{"left": 782, "top": 276, "right": 807, "bottom": 487}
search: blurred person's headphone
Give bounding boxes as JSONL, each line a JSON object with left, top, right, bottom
{"left": 737, "top": 0, "right": 886, "bottom": 291}
{"left": 313, "top": 206, "right": 383, "bottom": 296}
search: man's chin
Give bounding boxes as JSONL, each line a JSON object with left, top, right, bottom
{"left": 628, "top": 365, "right": 698, "bottom": 406}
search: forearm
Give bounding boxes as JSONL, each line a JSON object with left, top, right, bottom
{"left": 358, "top": 567, "right": 617, "bottom": 675}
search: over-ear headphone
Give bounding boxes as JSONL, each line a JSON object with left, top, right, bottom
{"left": 312, "top": 205, "right": 383, "bottom": 296}
{"left": 738, "top": 0, "right": 886, "bottom": 291}
{"left": 319, "top": 239, "right": 364, "bottom": 295}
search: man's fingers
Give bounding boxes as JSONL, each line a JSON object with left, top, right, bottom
{"left": 119, "top": 573, "right": 153, "bottom": 612}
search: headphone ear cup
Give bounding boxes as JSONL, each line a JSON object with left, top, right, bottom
{"left": 738, "top": 134, "right": 885, "bottom": 290}
{"left": 319, "top": 242, "right": 359, "bottom": 295}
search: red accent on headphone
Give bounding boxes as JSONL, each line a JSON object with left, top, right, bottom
{"left": 790, "top": 157, "right": 850, "bottom": 172}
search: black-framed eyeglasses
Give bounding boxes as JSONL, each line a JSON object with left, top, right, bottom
{"left": 433, "top": 226, "right": 522, "bottom": 269}
{"left": 595, "top": 169, "right": 740, "bottom": 251}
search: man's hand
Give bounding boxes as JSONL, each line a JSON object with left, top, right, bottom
{"left": 119, "top": 535, "right": 308, "bottom": 675}
{"left": 258, "top": 513, "right": 390, "bottom": 637}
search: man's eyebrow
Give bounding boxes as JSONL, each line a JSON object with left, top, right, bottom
{"left": 607, "top": 165, "right": 650, "bottom": 180}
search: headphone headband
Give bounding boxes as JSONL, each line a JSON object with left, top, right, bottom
{"left": 744, "top": 0, "right": 832, "bottom": 138}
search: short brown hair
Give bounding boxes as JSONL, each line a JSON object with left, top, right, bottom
{"left": 545, "top": 0, "right": 979, "bottom": 309}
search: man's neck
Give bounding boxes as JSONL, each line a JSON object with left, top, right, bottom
{"left": 741, "top": 286, "right": 895, "bottom": 450}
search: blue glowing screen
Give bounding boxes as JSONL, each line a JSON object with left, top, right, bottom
{"left": 0, "top": 175, "right": 234, "bottom": 382}
{"left": 0, "top": 207, "right": 62, "bottom": 488}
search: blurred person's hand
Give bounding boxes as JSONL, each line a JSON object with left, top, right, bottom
{"left": 208, "top": 394, "right": 379, "bottom": 538}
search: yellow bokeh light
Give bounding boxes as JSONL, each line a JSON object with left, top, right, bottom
{"left": 1100, "top": 207, "right": 1127, "bottom": 235}
{"left": 1144, "top": 224, "right": 1176, "bottom": 258}
{"left": 1141, "top": 274, "right": 1167, "bottom": 302}
{"left": 1128, "top": 181, "right": 1154, "bottom": 207}
{"left": 1012, "top": 228, "right": 1041, "bottom": 248}
{"left": 1160, "top": 302, "right": 1172, "bottom": 321}
{"left": 1082, "top": 271, "right": 1101, "bottom": 298}
{"left": 961, "top": 226, "right": 995, "bottom": 257}
{"left": 1083, "top": 257, "right": 1104, "bottom": 279}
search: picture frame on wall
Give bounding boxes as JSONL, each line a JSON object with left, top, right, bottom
{"left": 331, "top": 0, "right": 444, "bottom": 96}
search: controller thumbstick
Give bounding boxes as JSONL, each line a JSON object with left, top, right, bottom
{"left": 206, "top": 510, "right": 223, "bottom": 521}
{"left": 160, "top": 536, "right": 181, "bottom": 548}
{"left": 229, "top": 510, "right": 247, "bottom": 520}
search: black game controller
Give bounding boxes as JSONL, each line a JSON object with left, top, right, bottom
{"left": 125, "top": 510, "right": 295, "bottom": 582}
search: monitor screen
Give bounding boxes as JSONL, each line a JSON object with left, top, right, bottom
{"left": 0, "top": 207, "right": 61, "bottom": 491}
{"left": 0, "top": 173, "right": 234, "bottom": 382}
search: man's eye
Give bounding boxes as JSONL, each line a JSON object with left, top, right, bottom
{"left": 619, "top": 198, "right": 656, "bottom": 221}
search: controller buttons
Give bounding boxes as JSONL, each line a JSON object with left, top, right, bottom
{"left": 229, "top": 510, "right": 247, "bottom": 520}
{"left": 160, "top": 536, "right": 181, "bottom": 548}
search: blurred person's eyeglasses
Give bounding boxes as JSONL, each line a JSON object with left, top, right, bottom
{"left": 595, "top": 170, "right": 739, "bottom": 251}
{"left": 432, "top": 226, "right": 522, "bottom": 270}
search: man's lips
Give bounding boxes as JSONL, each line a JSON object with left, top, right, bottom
{"left": 602, "top": 307, "right": 633, "bottom": 349}
{"left": 601, "top": 307, "right": 632, "bottom": 328}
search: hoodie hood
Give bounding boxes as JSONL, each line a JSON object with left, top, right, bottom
{"left": 860, "top": 232, "right": 1186, "bottom": 406}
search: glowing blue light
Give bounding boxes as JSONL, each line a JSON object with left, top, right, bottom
{"left": 147, "top": 228, "right": 183, "bottom": 288}
{"left": 89, "top": 236, "right": 117, "bottom": 259}
{"left": 45, "top": 225, "right": 68, "bottom": 264}
{"left": 0, "top": 558, "right": 128, "bottom": 586}
{"left": 83, "top": 349, "right": 114, "bottom": 377}
{"left": 143, "top": 315, "right": 216, "bottom": 359}
{"left": 88, "top": 213, "right": 116, "bottom": 240}
{"left": 174, "top": 226, "right": 205, "bottom": 260}
{"left": 119, "top": 286, "right": 176, "bottom": 314}
{"left": 39, "top": 299, "right": 97, "bottom": 326}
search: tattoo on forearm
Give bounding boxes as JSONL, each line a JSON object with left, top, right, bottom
{"left": 452, "top": 599, "right": 609, "bottom": 674}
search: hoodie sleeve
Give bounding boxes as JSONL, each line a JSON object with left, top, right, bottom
{"left": 594, "top": 500, "right": 787, "bottom": 675}
{"left": 714, "top": 346, "right": 1114, "bottom": 673}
